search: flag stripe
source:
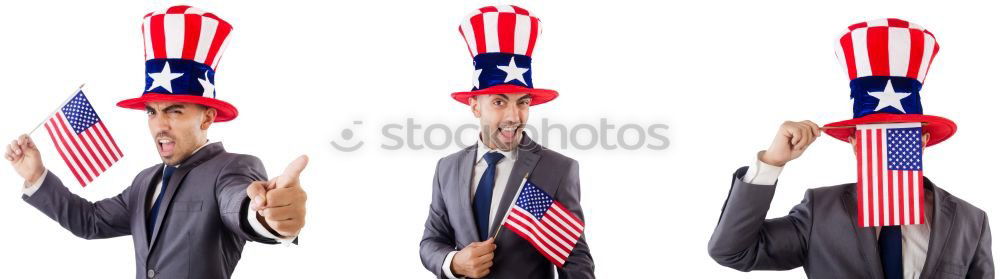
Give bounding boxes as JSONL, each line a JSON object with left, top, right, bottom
{"left": 56, "top": 113, "right": 103, "bottom": 175}
{"left": 510, "top": 209, "right": 572, "bottom": 254}
{"left": 44, "top": 122, "right": 86, "bottom": 186}
{"left": 80, "top": 129, "right": 110, "bottom": 169}
{"left": 96, "top": 122, "right": 124, "bottom": 157}
{"left": 550, "top": 203, "right": 585, "bottom": 233}
{"left": 509, "top": 210, "right": 570, "bottom": 258}
{"left": 876, "top": 128, "right": 886, "bottom": 226}
{"left": 49, "top": 116, "right": 94, "bottom": 182}
{"left": 504, "top": 222, "right": 566, "bottom": 267}
{"left": 84, "top": 129, "right": 113, "bottom": 166}
{"left": 917, "top": 170, "right": 925, "bottom": 224}
{"left": 855, "top": 129, "right": 864, "bottom": 226}
{"left": 865, "top": 129, "right": 875, "bottom": 226}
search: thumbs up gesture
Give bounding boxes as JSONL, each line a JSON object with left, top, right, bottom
{"left": 246, "top": 155, "right": 309, "bottom": 237}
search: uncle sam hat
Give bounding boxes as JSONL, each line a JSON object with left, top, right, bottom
{"left": 116, "top": 5, "right": 238, "bottom": 122}
{"left": 824, "top": 18, "right": 956, "bottom": 147}
{"left": 451, "top": 5, "right": 558, "bottom": 106}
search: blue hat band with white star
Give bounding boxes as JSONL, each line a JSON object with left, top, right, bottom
{"left": 851, "top": 76, "right": 923, "bottom": 118}
{"left": 472, "top": 53, "right": 533, "bottom": 91}
{"left": 144, "top": 58, "right": 216, "bottom": 98}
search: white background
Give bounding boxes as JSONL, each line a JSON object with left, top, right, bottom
{"left": 1, "top": 0, "right": 997, "bottom": 278}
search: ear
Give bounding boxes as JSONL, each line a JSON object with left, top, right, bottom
{"left": 469, "top": 97, "right": 482, "bottom": 118}
{"left": 922, "top": 132, "right": 930, "bottom": 148}
{"left": 848, "top": 135, "right": 855, "bottom": 146}
{"left": 201, "top": 107, "right": 217, "bottom": 130}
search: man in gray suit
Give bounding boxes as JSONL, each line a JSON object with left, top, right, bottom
{"left": 708, "top": 18, "right": 992, "bottom": 279}
{"left": 3, "top": 5, "right": 307, "bottom": 278}
{"left": 708, "top": 121, "right": 992, "bottom": 278}
{"left": 420, "top": 5, "right": 594, "bottom": 278}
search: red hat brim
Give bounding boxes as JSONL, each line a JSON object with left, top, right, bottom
{"left": 823, "top": 113, "right": 956, "bottom": 147}
{"left": 116, "top": 93, "right": 238, "bottom": 122}
{"left": 451, "top": 84, "right": 558, "bottom": 106}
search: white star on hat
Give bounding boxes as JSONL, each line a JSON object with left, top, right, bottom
{"left": 868, "top": 80, "right": 911, "bottom": 113}
{"left": 198, "top": 71, "right": 215, "bottom": 98}
{"left": 148, "top": 61, "right": 184, "bottom": 93}
{"left": 472, "top": 68, "right": 483, "bottom": 89}
{"left": 496, "top": 57, "right": 529, "bottom": 85}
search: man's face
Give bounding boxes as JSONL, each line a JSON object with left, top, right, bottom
{"left": 146, "top": 102, "right": 215, "bottom": 165}
{"left": 469, "top": 93, "right": 531, "bottom": 152}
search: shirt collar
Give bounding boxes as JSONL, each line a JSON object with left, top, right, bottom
{"left": 476, "top": 135, "right": 517, "bottom": 164}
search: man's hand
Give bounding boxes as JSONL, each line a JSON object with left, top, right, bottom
{"left": 246, "top": 155, "right": 308, "bottom": 237}
{"left": 5, "top": 134, "right": 46, "bottom": 185}
{"left": 451, "top": 238, "right": 496, "bottom": 278}
{"left": 761, "top": 121, "right": 822, "bottom": 167}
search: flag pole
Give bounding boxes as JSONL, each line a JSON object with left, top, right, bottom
{"left": 26, "top": 84, "right": 85, "bottom": 136}
{"left": 491, "top": 172, "right": 531, "bottom": 240}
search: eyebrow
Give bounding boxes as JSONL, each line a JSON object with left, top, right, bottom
{"left": 145, "top": 104, "right": 187, "bottom": 113}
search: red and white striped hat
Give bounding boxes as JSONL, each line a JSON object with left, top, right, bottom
{"left": 116, "top": 5, "right": 238, "bottom": 122}
{"left": 451, "top": 5, "right": 558, "bottom": 106}
{"left": 824, "top": 18, "right": 956, "bottom": 147}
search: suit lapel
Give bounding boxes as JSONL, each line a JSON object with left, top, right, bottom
{"left": 843, "top": 186, "right": 883, "bottom": 278}
{"left": 138, "top": 166, "right": 161, "bottom": 248}
{"left": 147, "top": 142, "right": 223, "bottom": 251}
{"left": 455, "top": 146, "right": 480, "bottom": 242}
{"left": 920, "top": 179, "right": 955, "bottom": 279}
{"left": 488, "top": 137, "right": 541, "bottom": 237}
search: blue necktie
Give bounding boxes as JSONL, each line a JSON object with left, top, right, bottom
{"left": 473, "top": 152, "right": 505, "bottom": 241}
{"left": 879, "top": 226, "right": 903, "bottom": 279}
{"left": 147, "top": 166, "right": 176, "bottom": 239}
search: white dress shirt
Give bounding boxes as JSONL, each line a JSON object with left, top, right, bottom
{"left": 442, "top": 139, "right": 517, "bottom": 279}
{"left": 22, "top": 141, "right": 292, "bottom": 244}
{"left": 744, "top": 151, "right": 930, "bottom": 278}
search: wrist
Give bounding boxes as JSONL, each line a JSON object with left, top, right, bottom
{"left": 25, "top": 168, "right": 45, "bottom": 186}
{"left": 759, "top": 150, "right": 787, "bottom": 167}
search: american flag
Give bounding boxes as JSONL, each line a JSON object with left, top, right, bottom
{"left": 855, "top": 123, "right": 924, "bottom": 227}
{"left": 501, "top": 180, "right": 584, "bottom": 267}
{"left": 42, "top": 90, "right": 123, "bottom": 187}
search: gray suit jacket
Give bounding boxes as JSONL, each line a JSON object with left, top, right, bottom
{"left": 709, "top": 167, "right": 994, "bottom": 279}
{"left": 420, "top": 136, "right": 595, "bottom": 279}
{"left": 23, "top": 142, "right": 280, "bottom": 279}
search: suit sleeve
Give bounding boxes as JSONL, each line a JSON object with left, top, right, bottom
{"left": 967, "top": 213, "right": 994, "bottom": 278}
{"left": 22, "top": 171, "right": 132, "bottom": 239}
{"left": 707, "top": 166, "right": 812, "bottom": 271}
{"left": 557, "top": 159, "right": 596, "bottom": 279}
{"left": 216, "top": 154, "right": 278, "bottom": 244}
{"left": 420, "top": 158, "right": 459, "bottom": 279}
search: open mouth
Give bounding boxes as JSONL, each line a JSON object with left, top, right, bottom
{"left": 157, "top": 138, "right": 175, "bottom": 157}
{"left": 497, "top": 126, "right": 519, "bottom": 143}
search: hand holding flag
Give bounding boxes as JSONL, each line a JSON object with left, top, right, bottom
{"left": 7, "top": 87, "right": 122, "bottom": 188}
{"left": 5, "top": 134, "right": 46, "bottom": 186}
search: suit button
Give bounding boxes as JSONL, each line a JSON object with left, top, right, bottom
{"left": 147, "top": 269, "right": 155, "bottom": 278}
